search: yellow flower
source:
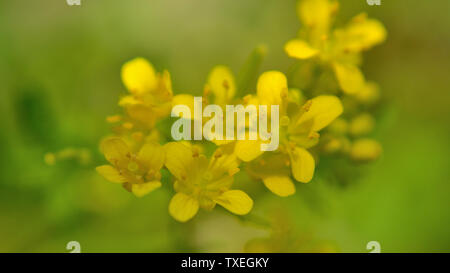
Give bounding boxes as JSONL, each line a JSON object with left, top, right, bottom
{"left": 121, "top": 57, "right": 157, "bottom": 95}
{"left": 285, "top": 0, "right": 386, "bottom": 94}
{"left": 105, "top": 109, "right": 163, "bottom": 154}
{"left": 245, "top": 71, "right": 343, "bottom": 196}
{"left": 169, "top": 65, "right": 235, "bottom": 120}
{"left": 195, "top": 69, "right": 287, "bottom": 162}
{"left": 207, "top": 66, "right": 262, "bottom": 150}
{"left": 119, "top": 57, "right": 174, "bottom": 128}
{"left": 232, "top": 71, "right": 289, "bottom": 162}
{"left": 96, "top": 137, "right": 164, "bottom": 197}
{"left": 164, "top": 142, "right": 253, "bottom": 222}
{"left": 170, "top": 65, "right": 237, "bottom": 120}
{"left": 296, "top": 0, "right": 338, "bottom": 43}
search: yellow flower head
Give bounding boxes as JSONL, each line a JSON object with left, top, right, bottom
{"left": 96, "top": 137, "right": 165, "bottom": 197}
{"left": 203, "top": 66, "right": 262, "bottom": 156}
{"left": 285, "top": 0, "right": 386, "bottom": 94}
{"left": 334, "top": 13, "right": 387, "bottom": 53}
{"left": 105, "top": 112, "right": 163, "bottom": 154}
{"left": 121, "top": 57, "right": 158, "bottom": 95}
{"left": 233, "top": 71, "right": 289, "bottom": 162}
{"left": 119, "top": 57, "right": 174, "bottom": 128}
{"left": 164, "top": 142, "right": 253, "bottom": 222}
{"left": 244, "top": 71, "right": 343, "bottom": 196}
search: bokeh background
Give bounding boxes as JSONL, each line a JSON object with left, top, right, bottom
{"left": 0, "top": 0, "right": 449, "bottom": 252}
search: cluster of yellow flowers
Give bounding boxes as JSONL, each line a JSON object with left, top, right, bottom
{"left": 285, "top": 0, "right": 386, "bottom": 162}
{"left": 96, "top": 0, "right": 386, "bottom": 222}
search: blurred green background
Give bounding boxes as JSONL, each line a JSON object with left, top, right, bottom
{"left": 0, "top": 0, "right": 449, "bottom": 252}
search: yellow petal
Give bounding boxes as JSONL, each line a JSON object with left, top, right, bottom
{"left": 298, "top": 0, "right": 337, "bottom": 34}
{"left": 289, "top": 147, "right": 315, "bottom": 183}
{"left": 333, "top": 62, "right": 365, "bottom": 94}
{"left": 164, "top": 142, "right": 194, "bottom": 180}
{"left": 138, "top": 142, "right": 165, "bottom": 171}
{"left": 96, "top": 165, "right": 127, "bottom": 183}
{"left": 215, "top": 190, "right": 253, "bottom": 215}
{"left": 131, "top": 181, "right": 161, "bottom": 197}
{"left": 100, "top": 137, "right": 130, "bottom": 168}
{"left": 121, "top": 57, "right": 157, "bottom": 95}
{"left": 208, "top": 66, "right": 236, "bottom": 105}
{"left": 256, "top": 71, "right": 288, "bottom": 106}
{"left": 295, "top": 95, "right": 343, "bottom": 132}
{"left": 169, "top": 192, "right": 199, "bottom": 222}
{"left": 235, "top": 139, "right": 264, "bottom": 162}
{"left": 263, "top": 176, "right": 296, "bottom": 197}
{"left": 284, "top": 39, "right": 319, "bottom": 59}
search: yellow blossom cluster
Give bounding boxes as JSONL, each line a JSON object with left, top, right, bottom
{"left": 285, "top": 0, "right": 386, "bottom": 162}
{"left": 96, "top": 0, "right": 386, "bottom": 222}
